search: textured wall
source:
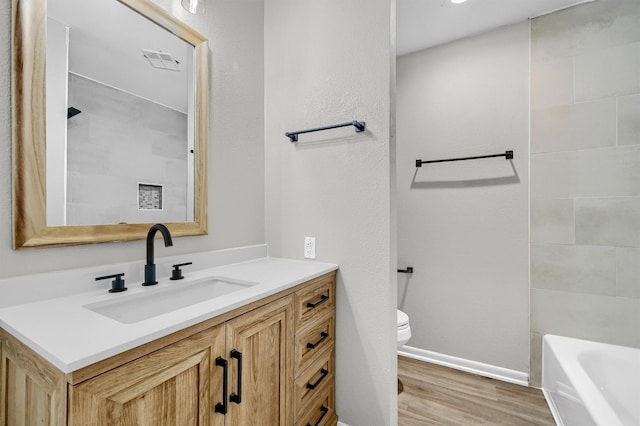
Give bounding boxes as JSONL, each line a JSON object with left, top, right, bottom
{"left": 530, "top": 0, "right": 640, "bottom": 385}
{"left": 396, "top": 21, "right": 530, "bottom": 374}
{"left": 263, "top": 0, "right": 396, "bottom": 424}
{"left": 1, "top": 0, "right": 265, "bottom": 276}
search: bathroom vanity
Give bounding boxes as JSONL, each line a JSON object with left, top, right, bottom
{"left": 0, "top": 254, "right": 338, "bottom": 426}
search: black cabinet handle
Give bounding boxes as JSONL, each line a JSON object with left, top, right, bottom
{"left": 306, "top": 332, "right": 329, "bottom": 349}
{"left": 230, "top": 349, "right": 242, "bottom": 404}
{"left": 214, "top": 357, "right": 228, "bottom": 415}
{"left": 306, "top": 368, "right": 329, "bottom": 390}
{"left": 306, "top": 294, "right": 329, "bottom": 309}
{"left": 307, "top": 406, "right": 329, "bottom": 426}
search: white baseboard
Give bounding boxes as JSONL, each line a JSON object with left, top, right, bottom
{"left": 398, "top": 345, "right": 529, "bottom": 387}
{"left": 337, "top": 422, "right": 350, "bottom": 426}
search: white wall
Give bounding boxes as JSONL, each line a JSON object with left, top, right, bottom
{"left": 1, "top": 0, "right": 265, "bottom": 277}
{"left": 396, "top": 21, "right": 530, "bottom": 374}
{"left": 264, "top": 0, "right": 397, "bottom": 424}
{"left": 45, "top": 17, "right": 69, "bottom": 226}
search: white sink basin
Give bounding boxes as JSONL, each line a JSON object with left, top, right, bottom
{"left": 84, "top": 277, "right": 257, "bottom": 324}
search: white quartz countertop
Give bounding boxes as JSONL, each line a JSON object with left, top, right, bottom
{"left": 0, "top": 257, "right": 337, "bottom": 373}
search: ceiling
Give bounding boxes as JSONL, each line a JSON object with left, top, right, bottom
{"left": 397, "top": 0, "right": 595, "bottom": 56}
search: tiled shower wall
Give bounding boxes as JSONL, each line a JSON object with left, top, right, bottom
{"left": 66, "top": 74, "right": 189, "bottom": 225}
{"left": 530, "top": 0, "right": 640, "bottom": 385}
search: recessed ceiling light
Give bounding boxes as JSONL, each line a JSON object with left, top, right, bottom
{"left": 451, "top": 0, "right": 467, "bottom": 3}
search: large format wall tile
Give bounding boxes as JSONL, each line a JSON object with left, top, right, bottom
{"left": 575, "top": 197, "right": 640, "bottom": 247}
{"left": 530, "top": 290, "right": 640, "bottom": 387}
{"left": 531, "top": 146, "right": 640, "bottom": 199}
{"left": 531, "top": 0, "right": 640, "bottom": 62}
{"left": 531, "top": 244, "right": 616, "bottom": 296}
{"left": 617, "top": 247, "right": 640, "bottom": 299}
{"left": 531, "top": 57, "right": 573, "bottom": 110}
{"left": 531, "top": 288, "right": 640, "bottom": 348}
{"left": 529, "top": 332, "right": 544, "bottom": 386}
{"left": 531, "top": 99, "right": 616, "bottom": 153}
{"left": 530, "top": 199, "right": 574, "bottom": 244}
{"left": 530, "top": 0, "right": 640, "bottom": 387}
{"left": 618, "top": 94, "right": 640, "bottom": 146}
{"left": 574, "top": 42, "right": 640, "bottom": 102}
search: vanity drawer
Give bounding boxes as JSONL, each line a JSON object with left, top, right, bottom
{"left": 295, "top": 314, "right": 335, "bottom": 372}
{"left": 296, "top": 383, "right": 336, "bottom": 426}
{"left": 295, "top": 273, "right": 336, "bottom": 330}
{"left": 295, "top": 347, "right": 335, "bottom": 417}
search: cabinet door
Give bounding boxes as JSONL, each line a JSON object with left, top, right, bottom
{"left": 69, "top": 325, "right": 224, "bottom": 426}
{"left": 226, "top": 295, "right": 294, "bottom": 426}
{"left": 0, "top": 331, "right": 67, "bottom": 426}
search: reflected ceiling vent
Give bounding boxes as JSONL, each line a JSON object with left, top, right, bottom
{"left": 141, "top": 49, "right": 180, "bottom": 71}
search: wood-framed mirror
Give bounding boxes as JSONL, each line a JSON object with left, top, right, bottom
{"left": 12, "top": 0, "right": 208, "bottom": 249}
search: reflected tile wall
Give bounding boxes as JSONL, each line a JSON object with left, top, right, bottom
{"left": 67, "top": 74, "right": 188, "bottom": 225}
{"left": 530, "top": 0, "right": 640, "bottom": 386}
{"left": 618, "top": 94, "right": 640, "bottom": 146}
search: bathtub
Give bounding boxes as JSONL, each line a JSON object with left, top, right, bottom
{"left": 542, "top": 335, "right": 640, "bottom": 426}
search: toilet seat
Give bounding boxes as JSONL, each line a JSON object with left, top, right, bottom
{"left": 397, "top": 309, "right": 412, "bottom": 349}
{"left": 397, "top": 310, "right": 409, "bottom": 328}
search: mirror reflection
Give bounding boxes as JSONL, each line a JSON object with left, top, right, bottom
{"left": 12, "top": 0, "right": 207, "bottom": 249}
{"left": 46, "top": 0, "right": 195, "bottom": 226}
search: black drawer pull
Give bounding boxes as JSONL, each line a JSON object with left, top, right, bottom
{"left": 307, "top": 405, "right": 329, "bottom": 426}
{"left": 306, "top": 294, "right": 329, "bottom": 309}
{"left": 214, "top": 357, "right": 228, "bottom": 415}
{"left": 307, "top": 332, "right": 329, "bottom": 349}
{"left": 306, "top": 368, "right": 329, "bottom": 390}
{"left": 230, "top": 350, "right": 243, "bottom": 404}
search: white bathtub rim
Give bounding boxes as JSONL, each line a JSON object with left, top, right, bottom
{"left": 542, "top": 387, "right": 565, "bottom": 426}
{"left": 542, "top": 334, "right": 634, "bottom": 426}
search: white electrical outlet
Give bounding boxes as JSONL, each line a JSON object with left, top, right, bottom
{"left": 304, "top": 237, "right": 316, "bottom": 259}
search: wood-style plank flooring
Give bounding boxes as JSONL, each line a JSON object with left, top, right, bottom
{"left": 398, "top": 356, "right": 555, "bottom": 426}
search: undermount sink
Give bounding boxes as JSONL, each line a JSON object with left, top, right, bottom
{"left": 84, "top": 277, "right": 257, "bottom": 324}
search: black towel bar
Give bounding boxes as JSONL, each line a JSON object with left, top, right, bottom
{"left": 285, "top": 120, "right": 365, "bottom": 142}
{"left": 416, "top": 150, "right": 513, "bottom": 167}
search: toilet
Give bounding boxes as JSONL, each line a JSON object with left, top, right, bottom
{"left": 397, "top": 309, "right": 411, "bottom": 348}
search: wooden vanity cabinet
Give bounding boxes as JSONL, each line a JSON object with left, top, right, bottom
{"left": 0, "top": 271, "right": 337, "bottom": 426}
{"left": 69, "top": 324, "right": 224, "bottom": 425}
{"left": 68, "top": 295, "right": 294, "bottom": 426}
{"left": 0, "top": 329, "right": 67, "bottom": 425}
{"left": 292, "top": 273, "right": 337, "bottom": 426}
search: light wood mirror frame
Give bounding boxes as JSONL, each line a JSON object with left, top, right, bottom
{"left": 12, "top": 0, "right": 208, "bottom": 249}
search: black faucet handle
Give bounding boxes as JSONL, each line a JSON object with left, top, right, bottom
{"left": 95, "top": 273, "right": 127, "bottom": 293}
{"left": 170, "top": 262, "right": 193, "bottom": 280}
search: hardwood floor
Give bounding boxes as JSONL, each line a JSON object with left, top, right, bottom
{"left": 398, "top": 356, "right": 556, "bottom": 426}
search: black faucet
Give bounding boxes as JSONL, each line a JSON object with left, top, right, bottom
{"left": 143, "top": 224, "right": 173, "bottom": 286}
